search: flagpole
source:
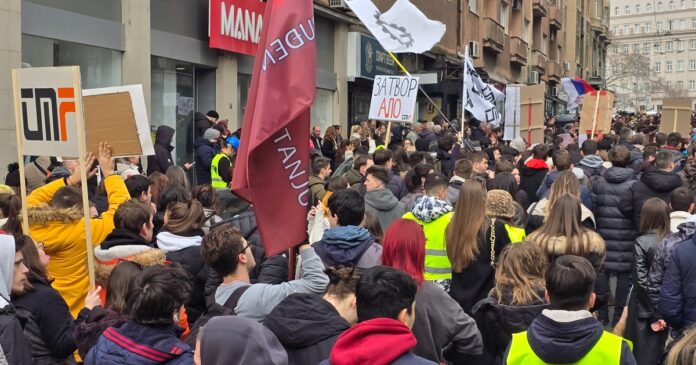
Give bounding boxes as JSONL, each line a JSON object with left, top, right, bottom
{"left": 591, "top": 90, "right": 601, "bottom": 140}
{"left": 387, "top": 52, "right": 455, "bottom": 131}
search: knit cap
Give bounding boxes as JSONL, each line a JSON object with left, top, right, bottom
{"left": 203, "top": 128, "right": 221, "bottom": 141}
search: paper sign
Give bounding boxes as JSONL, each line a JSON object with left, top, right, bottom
{"left": 579, "top": 91, "right": 614, "bottom": 136}
{"left": 12, "top": 66, "right": 82, "bottom": 157}
{"left": 519, "top": 84, "right": 545, "bottom": 145}
{"left": 83, "top": 85, "right": 155, "bottom": 157}
{"left": 660, "top": 98, "right": 692, "bottom": 136}
{"left": 504, "top": 85, "right": 521, "bottom": 141}
{"left": 369, "top": 75, "right": 419, "bottom": 122}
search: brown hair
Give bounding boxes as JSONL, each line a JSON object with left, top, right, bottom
{"left": 148, "top": 172, "right": 169, "bottom": 205}
{"left": 192, "top": 185, "right": 220, "bottom": 214}
{"left": 323, "top": 126, "right": 337, "bottom": 143}
{"left": 165, "top": 166, "right": 190, "bottom": 190}
{"left": 15, "top": 235, "right": 49, "bottom": 291}
{"left": 494, "top": 159, "right": 514, "bottom": 175}
{"left": 530, "top": 195, "right": 594, "bottom": 258}
{"left": 545, "top": 171, "right": 580, "bottom": 217}
{"left": 201, "top": 224, "right": 246, "bottom": 277}
{"left": 639, "top": 198, "right": 671, "bottom": 242}
{"left": 447, "top": 180, "right": 488, "bottom": 272}
{"left": 106, "top": 260, "right": 143, "bottom": 314}
{"left": 114, "top": 200, "right": 152, "bottom": 234}
{"left": 164, "top": 201, "right": 205, "bottom": 235}
{"left": 493, "top": 241, "right": 548, "bottom": 305}
{"left": 324, "top": 266, "right": 362, "bottom": 299}
{"left": 552, "top": 150, "right": 572, "bottom": 171}
{"left": 609, "top": 145, "right": 631, "bottom": 168}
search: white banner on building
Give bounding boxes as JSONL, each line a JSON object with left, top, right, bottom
{"left": 369, "top": 75, "right": 420, "bottom": 122}
{"left": 344, "top": 0, "right": 446, "bottom": 54}
{"left": 504, "top": 86, "right": 521, "bottom": 141}
{"left": 463, "top": 51, "right": 502, "bottom": 126}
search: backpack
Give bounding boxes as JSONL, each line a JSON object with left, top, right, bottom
{"left": 186, "top": 285, "right": 250, "bottom": 347}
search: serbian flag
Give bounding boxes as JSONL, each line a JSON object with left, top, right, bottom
{"left": 561, "top": 77, "right": 595, "bottom": 111}
{"left": 231, "top": 0, "right": 316, "bottom": 255}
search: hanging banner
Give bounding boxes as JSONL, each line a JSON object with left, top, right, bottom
{"left": 209, "top": 0, "right": 266, "bottom": 56}
{"left": 368, "top": 75, "right": 419, "bottom": 122}
{"left": 504, "top": 85, "right": 521, "bottom": 141}
{"left": 660, "top": 98, "right": 692, "bottom": 136}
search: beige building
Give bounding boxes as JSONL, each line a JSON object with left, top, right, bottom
{"left": 609, "top": 0, "right": 696, "bottom": 111}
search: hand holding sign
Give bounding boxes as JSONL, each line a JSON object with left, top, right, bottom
{"left": 67, "top": 153, "right": 96, "bottom": 186}
{"left": 97, "top": 142, "right": 114, "bottom": 176}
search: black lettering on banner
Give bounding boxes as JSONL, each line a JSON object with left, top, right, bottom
{"left": 21, "top": 89, "right": 42, "bottom": 141}
{"left": 21, "top": 88, "right": 60, "bottom": 142}
{"left": 466, "top": 96, "right": 474, "bottom": 108}
{"left": 485, "top": 107, "right": 499, "bottom": 123}
{"left": 481, "top": 85, "right": 496, "bottom": 104}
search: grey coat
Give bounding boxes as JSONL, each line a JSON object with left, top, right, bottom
{"left": 364, "top": 188, "right": 406, "bottom": 231}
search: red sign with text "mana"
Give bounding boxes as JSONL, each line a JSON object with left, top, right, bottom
{"left": 209, "top": 0, "right": 266, "bottom": 56}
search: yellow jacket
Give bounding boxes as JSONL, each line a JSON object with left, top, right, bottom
{"left": 27, "top": 176, "right": 130, "bottom": 317}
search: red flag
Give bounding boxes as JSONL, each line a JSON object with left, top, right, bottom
{"left": 231, "top": 0, "right": 316, "bottom": 256}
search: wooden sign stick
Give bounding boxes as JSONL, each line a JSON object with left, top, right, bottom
{"left": 11, "top": 71, "right": 29, "bottom": 233}
{"left": 591, "top": 90, "right": 601, "bottom": 140}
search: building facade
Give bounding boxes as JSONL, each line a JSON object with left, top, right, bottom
{"left": 608, "top": 0, "right": 696, "bottom": 111}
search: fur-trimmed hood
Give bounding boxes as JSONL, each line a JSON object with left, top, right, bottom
{"left": 27, "top": 204, "right": 83, "bottom": 225}
{"left": 528, "top": 230, "right": 606, "bottom": 259}
{"left": 94, "top": 245, "right": 165, "bottom": 286}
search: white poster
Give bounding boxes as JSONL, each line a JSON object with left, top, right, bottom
{"left": 12, "top": 66, "right": 82, "bottom": 158}
{"left": 504, "top": 86, "right": 521, "bottom": 141}
{"left": 369, "top": 75, "right": 419, "bottom": 122}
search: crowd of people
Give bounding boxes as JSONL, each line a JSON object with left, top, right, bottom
{"left": 0, "top": 109, "right": 694, "bottom": 364}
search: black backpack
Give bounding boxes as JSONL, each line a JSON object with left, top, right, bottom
{"left": 186, "top": 285, "right": 250, "bottom": 347}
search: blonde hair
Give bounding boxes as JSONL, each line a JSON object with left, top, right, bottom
{"left": 667, "top": 327, "right": 696, "bottom": 365}
{"left": 447, "top": 180, "right": 488, "bottom": 272}
{"left": 493, "top": 241, "right": 547, "bottom": 305}
{"left": 545, "top": 171, "right": 580, "bottom": 217}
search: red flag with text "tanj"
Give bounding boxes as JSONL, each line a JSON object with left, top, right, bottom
{"left": 231, "top": 0, "right": 316, "bottom": 256}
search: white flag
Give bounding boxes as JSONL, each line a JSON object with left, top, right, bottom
{"left": 463, "top": 52, "right": 502, "bottom": 126}
{"left": 345, "top": 0, "right": 446, "bottom": 54}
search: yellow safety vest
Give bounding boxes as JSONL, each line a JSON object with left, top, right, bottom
{"left": 402, "top": 211, "right": 454, "bottom": 281}
{"left": 505, "top": 224, "right": 526, "bottom": 243}
{"left": 211, "top": 153, "right": 230, "bottom": 188}
{"left": 507, "top": 330, "right": 632, "bottom": 365}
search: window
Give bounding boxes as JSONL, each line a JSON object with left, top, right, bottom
{"left": 644, "top": 42, "right": 651, "bottom": 53}
{"left": 679, "top": 40, "right": 685, "bottom": 50}
{"left": 625, "top": 5, "right": 631, "bottom": 14}
{"left": 667, "top": 81, "right": 672, "bottom": 89}
{"left": 623, "top": 44, "right": 630, "bottom": 53}
{"left": 669, "top": 20, "right": 675, "bottom": 30}
{"left": 670, "top": 1, "right": 675, "bottom": 10}
{"left": 615, "top": 6, "right": 619, "bottom": 15}
{"left": 682, "top": 0, "right": 687, "bottom": 8}
{"left": 678, "top": 81, "right": 684, "bottom": 90}
{"left": 656, "top": 43, "right": 662, "bottom": 52}
{"left": 644, "top": 82, "right": 650, "bottom": 92}
{"left": 633, "top": 44, "right": 639, "bottom": 53}
{"left": 657, "top": 21, "right": 663, "bottom": 31}
{"left": 523, "top": 20, "right": 530, "bottom": 42}
{"left": 648, "top": 2, "right": 653, "bottom": 12}
{"left": 668, "top": 60, "right": 674, "bottom": 71}
{"left": 678, "top": 60, "right": 685, "bottom": 71}
{"left": 637, "top": 4, "right": 641, "bottom": 13}
{"left": 689, "top": 59, "right": 696, "bottom": 69}
{"left": 647, "top": 23, "right": 652, "bottom": 32}
{"left": 691, "top": 39, "right": 696, "bottom": 48}
{"left": 690, "top": 80, "right": 695, "bottom": 90}
{"left": 682, "top": 19, "right": 686, "bottom": 29}
{"left": 637, "top": 24, "right": 642, "bottom": 34}
{"left": 500, "top": 3, "right": 509, "bottom": 32}
{"left": 658, "top": 2, "right": 663, "bottom": 11}
{"left": 667, "top": 41, "right": 674, "bottom": 51}
{"left": 693, "top": 18, "right": 696, "bottom": 28}
{"left": 694, "top": 0, "right": 696, "bottom": 7}
{"left": 656, "top": 61, "right": 662, "bottom": 71}
{"left": 468, "top": 0, "right": 477, "bottom": 12}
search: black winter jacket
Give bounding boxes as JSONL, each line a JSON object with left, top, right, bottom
{"left": 628, "top": 233, "right": 661, "bottom": 323}
{"left": 591, "top": 167, "right": 638, "bottom": 273}
{"left": 0, "top": 305, "right": 32, "bottom": 365}
{"left": 648, "top": 221, "right": 696, "bottom": 311}
{"left": 194, "top": 137, "right": 220, "bottom": 185}
{"left": 416, "top": 130, "right": 438, "bottom": 152}
{"left": 146, "top": 125, "right": 175, "bottom": 175}
{"left": 619, "top": 168, "right": 683, "bottom": 227}
{"left": 659, "top": 233, "right": 696, "bottom": 330}
{"left": 264, "top": 293, "right": 350, "bottom": 365}
{"left": 518, "top": 160, "right": 548, "bottom": 205}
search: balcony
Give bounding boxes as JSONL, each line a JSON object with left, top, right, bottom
{"left": 549, "top": 5, "right": 562, "bottom": 30}
{"left": 590, "top": 16, "right": 605, "bottom": 33}
{"left": 510, "top": 37, "right": 528, "bottom": 66}
{"left": 548, "top": 61, "right": 562, "bottom": 82}
{"left": 531, "top": 49, "right": 547, "bottom": 72}
{"left": 533, "top": 0, "right": 547, "bottom": 17}
{"left": 482, "top": 18, "right": 505, "bottom": 54}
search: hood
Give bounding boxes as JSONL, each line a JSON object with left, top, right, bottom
{"left": 155, "top": 125, "right": 175, "bottom": 146}
{"left": 365, "top": 189, "right": 400, "bottom": 211}
{"left": 418, "top": 129, "right": 434, "bottom": 139}
{"left": 194, "top": 137, "right": 215, "bottom": 149}
{"left": 604, "top": 166, "right": 635, "bottom": 183}
{"left": 314, "top": 227, "right": 374, "bottom": 266}
{"left": 194, "top": 112, "right": 209, "bottom": 123}
{"left": 27, "top": 205, "right": 83, "bottom": 225}
{"left": 527, "top": 310, "right": 603, "bottom": 363}
{"left": 0, "top": 236, "right": 13, "bottom": 307}
{"left": 411, "top": 195, "right": 453, "bottom": 223}
{"left": 201, "top": 316, "right": 288, "bottom": 365}
{"left": 641, "top": 169, "right": 683, "bottom": 192}
{"left": 156, "top": 231, "right": 202, "bottom": 253}
{"left": 100, "top": 228, "right": 151, "bottom": 250}
{"left": 579, "top": 155, "right": 604, "bottom": 169}
{"left": 677, "top": 217, "right": 696, "bottom": 236}
{"left": 543, "top": 171, "right": 559, "bottom": 189}
{"left": 344, "top": 169, "right": 363, "bottom": 185}
{"left": 524, "top": 158, "right": 548, "bottom": 171}
{"left": 510, "top": 137, "right": 526, "bottom": 153}
{"left": 329, "top": 318, "right": 416, "bottom": 365}
{"left": 264, "top": 293, "right": 350, "bottom": 348}
{"left": 321, "top": 226, "right": 371, "bottom": 247}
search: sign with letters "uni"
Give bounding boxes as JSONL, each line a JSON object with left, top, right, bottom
{"left": 12, "top": 66, "right": 82, "bottom": 157}
{"left": 209, "top": 0, "right": 266, "bottom": 56}
{"left": 368, "top": 75, "right": 419, "bottom": 122}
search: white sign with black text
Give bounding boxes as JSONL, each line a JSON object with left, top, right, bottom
{"left": 368, "top": 75, "right": 419, "bottom": 122}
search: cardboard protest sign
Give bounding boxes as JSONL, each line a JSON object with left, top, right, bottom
{"left": 369, "top": 75, "right": 419, "bottom": 122}
{"left": 579, "top": 91, "right": 614, "bottom": 137}
{"left": 504, "top": 85, "right": 521, "bottom": 141}
{"left": 83, "top": 85, "right": 154, "bottom": 157}
{"left": 519, "top": 84, "right": 545, "bottom": 146}
{"left": 660, "top": 98, "right": 692, "bottom": 136}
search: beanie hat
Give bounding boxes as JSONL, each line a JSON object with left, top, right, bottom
{"left": 203, "top": 128, "right": 221, "bottom": 141}
{"left": 486, "top": 189, "right": 516, "bottom": 218}
{"left": 510, "top": 137, "right": 527, "bottom": 154}
{"left": 25, "top": 156, "right": 51, "bottom": 191}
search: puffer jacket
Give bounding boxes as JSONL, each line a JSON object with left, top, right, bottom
{"left": 591, "top": 167, "right": 638, "bottom": 273}
{"left": 72, "top": 306, "right": 128, "bottom": 360}
{"left": 648, "top": 218, "right": 696, "bottom": 310}
{"left": 193, "top": 137, "right": 220, "bottom": 185}
{"left": 629, "top": 233, "right": 661, "bottom": 324}
{"left": 415, "top": 129, "right": 438, "bottom": 152}
{"left": 619, "top": 168, "right": 683, "bottom": 227}
{"left": 678, "top": 157, "right": 696, "bottom": 191}
{"left": 27, "top": 176, "right": 130, "bottom": 317}
{"left": 659, "top": 233, "right": 696, "bottom": 330}
{"left": 93, "top": 228, "right": 166, "bottom": 287}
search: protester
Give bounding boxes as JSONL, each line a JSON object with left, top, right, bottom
{"left": 73, "top": 261, "right": 140, "bottom": 359}
{"left": 116, "top": 156, "right": 141, "bottom": 180}
{"left": 310, "top": 125, "right": 324, "bottom": 157}
{"left": 665, "top": 328, "right": 696, "bottom": 365}
{"left": 264, "top": 266, "right": 360, "bottom": 365}
{"left": 322, "top": 126, "right": 339, "bottom": 170}
{"left": 373, "top": 149, "right": 408, "bottom": 200}
{"left": 447, "top": 159, "right": 472, "bottom": 205}
{"left": 25, "top": 156, "right": 51, "bottom": 193}
{"left": 27, "top": 142, "right": 129, "bottom": 317}
{"left": 364, "top": 166, "right": 406, "bottom": 230}
{"left": 577, "top": 140, "right": 606, "bottom": 178}
{"left": 401, "top": 163, "right": 434, "bottom": 210}
{"left": 211, "top": 142, "right": 234, "bottom": 189}
{"left": 527, "top": 171, "right": 596, "bottom": 232}
{"left": 156, "top": 200, "right": 207, "bottom": 325}
{"left": 86, "top": 264, "right": 193, "bottom": 364}
{"left": 192, "top": 185, "right": 223, "bottom": 234}
{"left": 125, "top": 174, "right": 153, "bottom": 207}
{"left": 537, "top": 149, "right": 592, "bottom": 208}
{"left": 591, "top": 145, "right": 638, "bottom": 327}
{"left": 166, "top": 165, "right": 191, "bottom": 191}
{"left": 194, "top": 110, "right": 219, "bottom": 140}
{"left": 320, "top": 266, "right": 436, "bottom": 365}
{"left": 625, "top": 198, "right": 671, "bottom": 365}
{"left": 381, "top": 219, "right": 482, "bottom": 363}
{"left": 147, "top": 125, "right": 176, "bottom": 175}
{"left": 0, "top": 192, "right": 21, "bottom": 234}
{"left": 620, "top": 151, "right": 683, "bottom": 226}
{"left": 486, "top": 189, "right": 526, "bottom": 243}
{"left": 669, "top": 187, "right": 694, "bottom": 233}
{"left": 0, "top": 235, "right": 32, "bottom": 365}
{"left": 471, "top": 242, "right": 549, "bottom": 364}
{"left": 519, "top": 143, "right": 550, "bottom": 203}
{"left": 343, "top": 155, "right": 372, "bottom": 195}
{"left": 309, "top": 157, "right": 332, "bottom": 205}
{"left": 503, "top": 256, "right": 635, "bottom": 365}
{"left": 194, "top": 128, "right": 222, "bottom": 185}
{"left": 200, "top": 224, "right": 328, "bottom": 322}
{"left": 661, "top": 132, "right": 685, "bottom": 164}
{"left": 416, "top": 121, "right": 438, "bottom": 152}
{"left": 313, "top": 189, "right": 381, "bottom": 268}
{"left": 447, "top": 180, "right": 511, "bottom": 314}
{"left": 659, "top": 217, "right": 696, "bottom": 333}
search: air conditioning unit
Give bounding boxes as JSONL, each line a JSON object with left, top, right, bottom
{"left": 512, "top": 0, "right": 523, "bottom": 11}
{"left": 564, "top": 61, "right": 571, "bottom": 71}
{"left": 529, "top": 71, "right": 540, "bottom": 84}
{"left": 329, "top": 0, "right": 350, "bottom": 11}
{"left": 469, "top": 41, "right": 480, "bottom": 58}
